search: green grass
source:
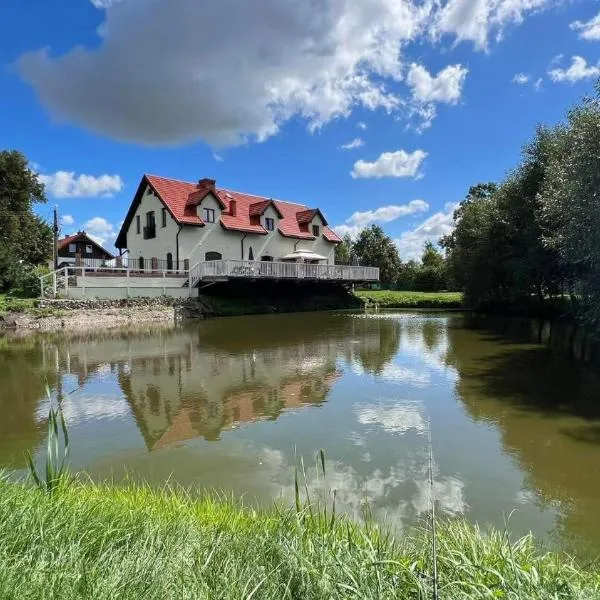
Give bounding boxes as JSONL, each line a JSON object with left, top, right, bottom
{"left": 0, "top": 293, "right": 37, "bottom": 315}
{"left": 356, "top": 290, "right": 464, "bottom": 309}
{"left": 0, "top": 476, "right": 597, "bottom": 599}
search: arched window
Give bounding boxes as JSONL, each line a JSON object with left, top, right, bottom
{"left": 261, "top": 255, "right": 273, "bottom": 262}
{"left": 138, "top": 256, "right": 144, "bottom": 270}
{"left": 248, "top": 247, "right": 254, "bottom": 261}
{"left": 205, "top": 251, "right": 222, "bottom": 261}
{"left": 166, "top": 252, "right": 173, "bottom": 270}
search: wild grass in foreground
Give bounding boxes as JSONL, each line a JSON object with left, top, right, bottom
{"left": 0, "top": 475, "right": 598, "bottom": 599}
{"left": 355, "top": 290, "right": 463, "bottom": 309}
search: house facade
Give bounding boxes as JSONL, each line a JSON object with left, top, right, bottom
{"left": 57, "top": 231, "right": 114, "bottom": 267}
{"left": 115, "top": 175, "right": 342, "bottom": 268}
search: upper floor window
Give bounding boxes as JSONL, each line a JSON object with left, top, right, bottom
{"left": 144, "top": 211, "right": 156, "bottom": 239}
{"left": 85, "top": 244, "right": 93, "bottom": 254}
{"left": 203, "top": 207, "right": 216, "bottom": 223}
{"left": 312, "top": 225, "right": 320, "bottom": 237}
{"left": 136, "top": 215, "right": 141, "bottom": 234}
{"left": 68, "top": 243, "right": 76, "bottom": 253}
{"left": 265, "top": 217, "right": 275, "bottom": 231}
{"left": 161, "top": 207, "right": 167, "bottom": 228}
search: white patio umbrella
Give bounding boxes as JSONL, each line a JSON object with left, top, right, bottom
{"left": 281, "top": 250, "right": 327, "bottom": 261}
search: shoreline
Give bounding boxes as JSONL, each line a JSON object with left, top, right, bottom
{"left": 0, "top": 290, "right": 469, "bottom": 333}
{"left": 1, "top": 478, "right": 598, "bottom": 598}
{"left": 0, "top": 298, "right": 180, "bottom": 333}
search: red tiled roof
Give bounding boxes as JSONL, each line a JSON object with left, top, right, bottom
{"left": 296, "top": 209, "right": 318, "bottom": 224}
{"left": 57, "top": 233, "right": 79, "bottom": 251}
{"left": 220, "top": 215, "right": 267, "bottom": 235}
{"left": 57, "top": 232, "right": 114, "bottom": 257}
{"left": 116, "top": 174, "right": 342, "bottom": 247}
{"left": 248, "top": 200, "right": 271, "bottom": 217}
{"left": 323, "top": 227, "right": 342, "bottom": 243}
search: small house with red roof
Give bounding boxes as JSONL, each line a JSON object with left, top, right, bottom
{"left": 57, "top": 231, "right": 114, "bottom": 267}
{"left": 115, "top": 175, "right": 344, "bottom": 270}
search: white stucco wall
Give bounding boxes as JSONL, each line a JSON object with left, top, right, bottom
{"left": 126, "top": 186, "right": 181, "bottom": 263}
{"left": 123, "top": 187, "right": 337, "bottom": 266}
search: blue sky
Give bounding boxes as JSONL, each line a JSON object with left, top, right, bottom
{"left": 1, "top": 0, "right": 599, "bottom": 258}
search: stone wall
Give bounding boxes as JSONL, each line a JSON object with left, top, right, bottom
{"left": 37, "top": 297, "right": 189, "bottom": 311}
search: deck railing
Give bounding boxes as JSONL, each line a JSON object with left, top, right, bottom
{"left": 190, "top": 260, "right": 379, "bottom": 287}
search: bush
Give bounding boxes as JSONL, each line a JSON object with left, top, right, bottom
{"left": 9, "top": 263, "right": 51, "bottom": 298}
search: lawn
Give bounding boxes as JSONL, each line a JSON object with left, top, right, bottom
{"left": 355, "top": 289, "right": 464, "bottom": 309}
{"left": 0, "top": 477, "right": 597, "bottom": 599}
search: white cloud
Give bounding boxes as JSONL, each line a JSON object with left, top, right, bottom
{"left": 548, "top": 56, "right": 600, "bottom": 83}
{"left": 19, "top": 0, "right": 435, "bottom": 147}
{"left": 512, "top": 72, "right": 530, "bottom": 84}
{"left": 407, "top": 63, "right": 468, "bottom": 103}
{"left": 334, "top": 199, "right": 429, "bottom": 239}
{"left": 213, "top": 153, "right": 224, "bottom": 162}
{"left": 351, "top": 149, "right": 428, "bottom": 179}
{"left": 534, "top": 77, "right": 543, "bottom": 90}
{"left": 334, "top": 224, "right": 367, "bottom": 239}
{"left": 340, "top": 137, "right": 365, "bottom": 150}
{"left": 39, "top": 171, "right": 123, "bottom": 198}
{"left": 405, "top": 63, "right": 467, "bottom": 130}
{"left": 90, "top": 0, "right": 122, "bottom": 7}
{"left": 357, "top": 121, "right": 368, "bottom": 130}
{"left": 434, "top": 0, "right": 557, "bottom": 50}
{"left": 17, "top": 0, "right": 557, "bottom": 147}
{"left": 571, "top": 12, "right": 600, "bottom": 41}
{"left": 347, "top": 200, "right": 429, "bottom": 226}
{"left": 84, "top": 216, "right": 115, "bottom": 247}
{"left": 395, "top": 202, "right": 458, "bottom": 260}
{"left": 61, "top": 214, "right": 75, "bottom": 226}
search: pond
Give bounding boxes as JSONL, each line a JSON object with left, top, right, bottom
{"left": 2, "top": 311, "right": 600, "bottom": 555}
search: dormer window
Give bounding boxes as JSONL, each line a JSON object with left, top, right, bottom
{"left": 265, "top": 217, "right": 274, "bottom": 231}
{"left": 203, "top": 208, "right": 215, "bottom": 223}
{"left": 312, "top": 225, "right": 320, "bottom": 237}
{"left": 69, "top": 243, "right": 76, "bottom": 253}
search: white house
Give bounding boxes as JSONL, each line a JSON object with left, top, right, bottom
{"left": 41, "top": 174, "right": 378, "bottom": 299}
{"left": 115, "top": 175, "right": 343, "bottom": 269}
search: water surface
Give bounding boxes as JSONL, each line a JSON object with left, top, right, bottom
{"left": 2, "top": 311, "right": 600, "bottom": 554}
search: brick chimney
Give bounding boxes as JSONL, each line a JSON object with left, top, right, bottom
{"left": 197, "top": 178, "right": 216, "bottom": 193}
{"left": 229, "top": 199, "right": 237, "bottom": 217}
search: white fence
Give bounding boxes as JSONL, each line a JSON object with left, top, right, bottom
{"left": 40, "top": 260, "right": 379, "bottom": 298}
{"left": 40, "top": 268, "right": 191, "bottom": 299}
{"left": 190, "top": 260, "right": 379, "bottom": 287}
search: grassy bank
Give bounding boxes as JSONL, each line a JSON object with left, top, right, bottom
{"left": 356, "top": 289, "right": 464, "bottom": 309}
{"left": 0, "top": 293, "right": 37, "bottom": 315}
{"left": 0, "top": 478, "right": 597, "bottom": 599}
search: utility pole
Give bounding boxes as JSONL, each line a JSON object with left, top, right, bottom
{"left": 53, "top": 205, "right": 59, "bottom": 270}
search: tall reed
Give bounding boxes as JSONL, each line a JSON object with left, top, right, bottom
{"left": 26, "top": 385, "right": 70, "bottom": 493}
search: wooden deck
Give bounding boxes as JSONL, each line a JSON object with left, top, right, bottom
{"left": 190, "top": 260, "right": 379, "bottom": 286}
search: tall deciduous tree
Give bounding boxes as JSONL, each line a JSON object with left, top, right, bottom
{"left": 0, "top": 150, "right": 52, "bottom": 291}
{"left": 353, "top": 225, "right": 401, "bottom": 285}
{"left": 334, "top": 234, "right": 353, "bottom": 265}
{"left": 441, "top": 183, "right": 508, "bottom": 305}
{"left": 539, "top": 88, "right": 600, "bottom": 327}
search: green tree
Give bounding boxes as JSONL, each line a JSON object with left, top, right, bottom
{"left": 441, "top": 183, "right": 509, "bottom": 305}
{"left": 494, "top": 126, "right": 565, "bottom": 303}
{"left": 0, "top": 150, "right": 52, "bottom": 293}
{"left": 353, "top": 225, "right": 402, "bottom": 285}
{"left": 334, "top": 234, "right": 353, "bottom": 265}
{"left": 539, "top": 87, "right": 600, "bottom": 327}
{"left": 414, "top": 241, "right": 448, "bottom": 291}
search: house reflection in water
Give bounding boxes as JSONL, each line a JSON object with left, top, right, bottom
{"left": 118, "top": 349, "right": 341, "bottom": 448}
{"left": 20, "top": 314, "right": 398, "bottom": 454}
{"left": 109, "top": 318, "right": 380, "bottom": 448}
